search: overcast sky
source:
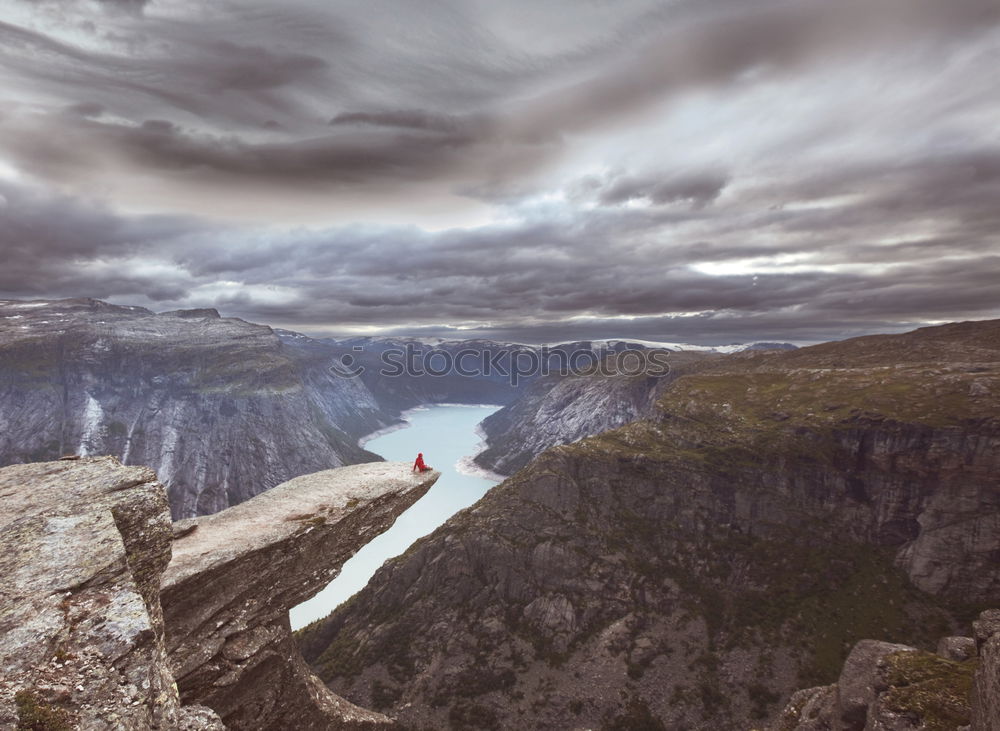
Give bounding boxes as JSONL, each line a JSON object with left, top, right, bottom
{"left": 1, "top": 0, "right": 998, "bottom": 344}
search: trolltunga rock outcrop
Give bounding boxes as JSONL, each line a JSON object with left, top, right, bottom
{"left": 161, "top": 462, "right": 439, "bottom": 729}
{"left": 0, "top": 455, "right": 437, "bottom": 730}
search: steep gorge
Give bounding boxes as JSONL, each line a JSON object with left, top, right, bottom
{"left": 473, "top": 350, "right": 716, "bottom": 476}
{"left": 298, "top": 320, "right": 1000, "bottom": 730}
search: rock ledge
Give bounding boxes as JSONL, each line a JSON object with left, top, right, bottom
{"left": 0, "top": 456, "right": 437, "bottom": 730}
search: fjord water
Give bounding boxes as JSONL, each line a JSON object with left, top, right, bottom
{"left": 289, "top": 404, "right": 501, "bottom": 630}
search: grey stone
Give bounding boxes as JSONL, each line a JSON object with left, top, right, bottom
{"left": 973, "top": 610, "right": 1000, "bottom": 731}
{"left": 0, "top": 456, "right": 437, "bottom": 730}
{"left": 835, "top": 640, "right": 916, "bottom": 731}
{"left": 178, "top": 705, "right": 228, "bottom": 730}
{"left": 937, "top": 636, "right": 976, "bottom": 662}
{"left": 774, "top": 685, "right": 836, "bottom": 730}
{"left": 0, "top": 457, "right": 205, "bottom": 729}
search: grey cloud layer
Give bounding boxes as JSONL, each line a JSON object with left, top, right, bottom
{"left": 0, "top": 0, "right": 998, "bottom": 341}
{"left": 2, "top": 137, "right": 997, "bottom": 343}
{"left": 4, "top": 0, "right": 997, "bottom": 194}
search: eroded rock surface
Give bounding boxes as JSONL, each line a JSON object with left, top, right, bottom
{"left": 473, "top": 350, "right": 715, "bottom": 475}
{"left": 972, "top": 609, "right": 1000, "bottom": 731}
{"left": 162, "top": 462, "right": 439, "bottom": 729}
{"left": 0, "top": 457, "right": 223, "bottom": 729}
{"left": 775, "top": 638, "right": 979, "bottom": 730}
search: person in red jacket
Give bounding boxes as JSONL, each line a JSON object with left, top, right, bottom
{"left": 412, "top": 452, "right": 432, "bottom": 472}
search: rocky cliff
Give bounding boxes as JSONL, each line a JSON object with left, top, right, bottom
{"left": 972, "top": 609, "right": 1000, "bottom": 731}
{"left": 0, "top": 298, "right": 388, "bottom": 518}
{"left": 473, "top": 343, "right": 797, "bottom": 476}
{"left": 0, "top": 456, "right": 435, "bottom": 729}
{"left": 0, "top": 297, "right": 791, "bottom": 519}
{"left": 0, "top": 457, "right": 223, "bottom": 729}
{"left": 294, "top": 335, "right": 794, "bottom": 425}
{"left": 773, "top": 636, "right": 978, "bottom": 730}
{"left": 162, "top": 462, "right": 438, "bottom": 729}
{"left": 473, "top": 350, "right": 715, "bottom": 475}
{"left": 298, "top": 319, "right": 1000, "bottom": 730}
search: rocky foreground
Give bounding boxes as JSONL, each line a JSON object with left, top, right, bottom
{"left": 299, "top": 319, "right": 1000, "bottom": 730}
{"left": 0, "top": 456, "right": 437, "bottom": 729}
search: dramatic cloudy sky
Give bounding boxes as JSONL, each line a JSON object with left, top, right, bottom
{"left": 1, "top": 0, "right": 998, "bottom": 343}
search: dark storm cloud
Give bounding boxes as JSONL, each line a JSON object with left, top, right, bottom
{"left": 90, "top": 0, "right": 148, "bottom": 10}
{"left": 0, "top": 179, "right": 209, "bottom": 298}
{"left": 3, "top": 129, "right": 998, "bottom": 343}
{"left": 1, "top": 114, "right": 534, "bottom": 192}
{"left": 329, "top": 110, "right": 473, "bottom": 135}
{"left": 64, "top": 102, "right": 105, "bottom": 118}
{"left": 590, "top": 171, "right": 730, "bottom": 209}
{"left": 13, "top": 0, "right": 148, "bottom": 13}
{"left": 1, "top": 0, "right": 997, "bottom": 197}
{"left": 0, "top": 0, "right": 998, "bottom": 341}
{"left": 507, "top": 0, "right": 1000, "bottom": 140}
{"left": 0, "top": 16, "right": 339, "bottom": 132}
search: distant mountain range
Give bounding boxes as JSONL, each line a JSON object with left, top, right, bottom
{"left": 0, "top": 297, "right": 795, "bottom": 518}
{"left": 319, "top": 333, "right": 799, "bottom": 354}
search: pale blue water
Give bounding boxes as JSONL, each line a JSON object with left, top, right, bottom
{"left": 289, "top": 404, "right": 501, "bottom": 630}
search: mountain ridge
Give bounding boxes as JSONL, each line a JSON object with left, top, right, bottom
{"left": 297, "top": 318, "right": 1000, "bottom": 730}
{"left": 0, "top": 298, "right": 387, "bottom": 517}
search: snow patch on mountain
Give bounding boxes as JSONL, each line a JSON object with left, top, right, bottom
{"left": 78, "top": 394, "right": 104, "bottom": 457}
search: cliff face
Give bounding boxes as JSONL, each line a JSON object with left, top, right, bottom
{"left": 161, "top": 463, "right": 439, "bottom": 729}
{"left": 0, "top": 457, "right": 223, "bottom": 729}
{"left": 299, "top": 320, "right": 1000, "bottom": 730}
{"left": 774, "top": 637, "right": 978, "bottom": 730}
{"left": 473, "top": 344, "right": 797, "bottom": 477}
{"left": 0, "top": 298, "right": 387, "bottom": 518}
{"left": 0, "top": 298, "right": 790, "bottom": 520}
{"left": 0, "top": 456, "right": 435, "bottom": 730}
{"left": 294, "top": 335, "right": 788, "bottom": 427}
{"left": 972, "top": 610, "right": 1000, "bottom": 731}
{"left": 474, "top": 350, "right": 715, "bottom": 475}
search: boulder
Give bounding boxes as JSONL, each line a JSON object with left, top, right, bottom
{"left": 937, "top": 636, "right": 976, "bottom": 662}
{"left": 835, "top": 641, "right": 916, "bottom": 730}
{"left": 972, "top": 609, "right": 1000, "bottom": 730}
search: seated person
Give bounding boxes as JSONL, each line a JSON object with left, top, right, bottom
{"left": 412, "top": 452, "right": 432, "bottom": 472}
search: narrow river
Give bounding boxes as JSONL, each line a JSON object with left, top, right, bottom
{"left": 289, "top": 404, "right": 502, "bottom": 630}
